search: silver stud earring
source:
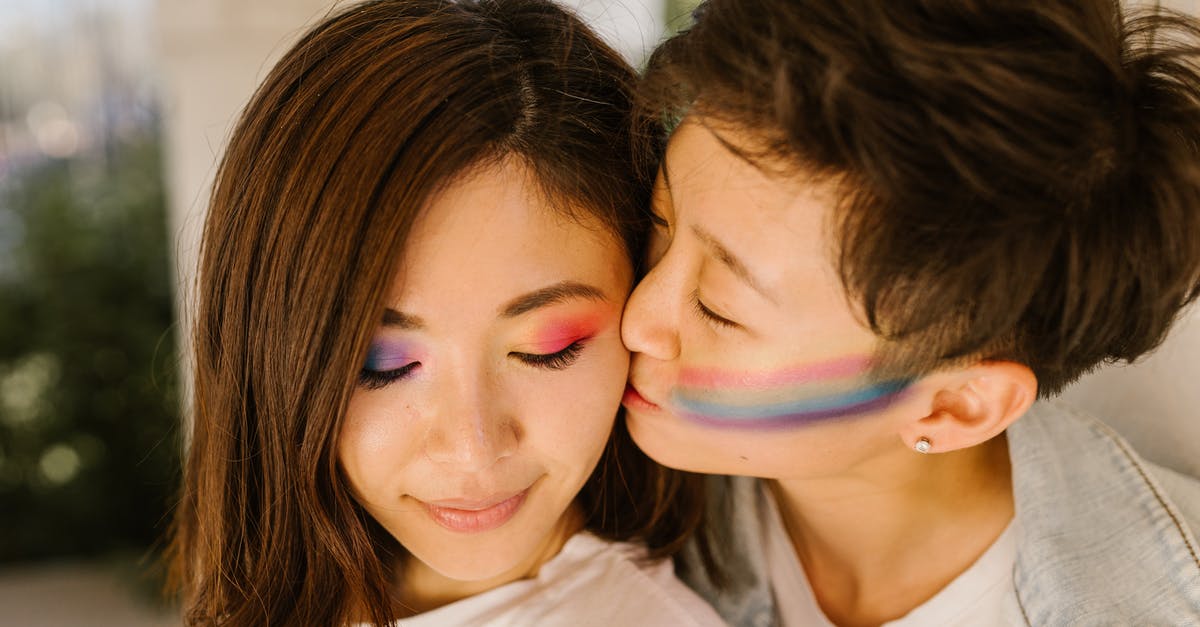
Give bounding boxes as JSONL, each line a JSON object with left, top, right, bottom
{"left": 914, "top": 437, "right": 932, "bottom": 454}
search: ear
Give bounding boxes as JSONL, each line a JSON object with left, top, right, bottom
{"left": 898, "top": 361, "right": 1037, "bottom": 454}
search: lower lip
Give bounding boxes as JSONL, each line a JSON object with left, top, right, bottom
{"left": 622, "top": 384, "right": 661, "bottom": 412}
{"left": 423, "top": 490, "right": 528, "bottom": 533}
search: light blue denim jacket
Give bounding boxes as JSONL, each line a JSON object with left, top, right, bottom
{"left": 679, "top": 401, "right": 1200, "bottom": 626}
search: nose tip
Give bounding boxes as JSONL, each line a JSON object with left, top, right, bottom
{"left": 622, "top": 268, "right": 681, "bottom": 361}
{"left": 423, "top": 397, "right": 519, "bottom": 470}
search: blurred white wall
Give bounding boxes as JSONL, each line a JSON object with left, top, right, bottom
{"left": 560, "top": 0, "right": 666, "bottom": 63}
{"left": 157, "top": 0, "right": 1199, "bottom": 475}
{"left": 156, "top": 0, "right": 341, "bottom": 424}
{"left": 1056, "top": 0, "right": 1200, "bottom": 477}
{"left": 1060, "top": 308, "right": 1200, "bottom": 476}
{"left": 1163, "top": 0, "right": 1200, "bottom": 12}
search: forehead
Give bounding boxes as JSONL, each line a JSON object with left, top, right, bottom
{"left": 390, "top": 160, "right": 630, "bottom": 316}
{"left": 662, "top": 121, "right": 842, "bottom": 289}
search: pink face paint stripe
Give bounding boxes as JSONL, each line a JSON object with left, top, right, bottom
{"left": 677, "top": 355, "right": 873, "bottom": 389}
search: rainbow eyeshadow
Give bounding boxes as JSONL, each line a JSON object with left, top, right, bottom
{"left": 363, "top": 339, "right": 420, "bottom": 371}
{"left": 527, "top": 313, "right": 604, "bottom": 354}
{"left": 671, "top": 356, "right": 912, "bottom": 430}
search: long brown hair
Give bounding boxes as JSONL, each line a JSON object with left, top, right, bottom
{"left": 166, "top": 1, "right": 702, "bottom": 624}
{"left": 641, "top": 0, "right": 1200, "bottom": 394}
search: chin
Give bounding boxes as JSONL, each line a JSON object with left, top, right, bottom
{"left": 410, "top": 538, "right": 532, "bottom": 582}
{"left": 628, "top": 408, "right": 786, "bottom": 476}
{"left": 396, "top": 501, "right": 569, "bottom": 583}
{"left": 627, "top": 409, "right": 715, "bottom": 473}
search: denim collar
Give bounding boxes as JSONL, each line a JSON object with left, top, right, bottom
{"left": 682, "top": 401, "right": 1200, "bottom": 625}
{"left": 1008, "top": 401, "right": 1200, "bottom": 624}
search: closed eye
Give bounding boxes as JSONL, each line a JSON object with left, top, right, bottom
{"left": 510, "top": 339, "right": 586, "bottom": 370}
{"left": 692, "top": 290, "right": 739, "bottom": 330}
{"left": 358, "top": 361, "right": 420, "bottom": 390}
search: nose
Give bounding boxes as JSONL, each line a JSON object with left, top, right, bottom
{"left": 423, "top": 366, "right": 519, "bottom": 471}
{"left": 622, "top": 259, "right": 681, "bottom": 361}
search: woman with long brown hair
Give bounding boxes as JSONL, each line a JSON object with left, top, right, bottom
{"left": 166, "top": 1, "right": 723, "bottom": 625}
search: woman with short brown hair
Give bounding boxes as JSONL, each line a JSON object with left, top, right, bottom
{"left": 623, "top": 1, "right": 1200, "bottom": 624}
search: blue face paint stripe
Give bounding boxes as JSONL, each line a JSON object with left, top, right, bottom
{"left": 674, "top": 379, "right": 908, "bottom": 418}
{"left": 678, "top": 389, "right": 910, "bottom": 430}
{"left": 672, "top": 379, "right": 912, "bottom": 424}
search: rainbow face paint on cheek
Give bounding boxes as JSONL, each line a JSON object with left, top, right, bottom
{"left": 670, "top": 355, "right": 912, "bottom": 430}
{"left": 364, "top": 338, "right": 420, "bottom": 371}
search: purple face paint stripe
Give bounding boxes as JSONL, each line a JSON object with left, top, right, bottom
{"left": 678, "top": 384, "right": 912, "bottom": 430}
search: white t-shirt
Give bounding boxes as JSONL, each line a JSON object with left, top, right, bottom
{"left": 761, "top": 486, "right": 1025, "bottom": 626}
{"left": 390, "top": 532, "right": 727, "bottom": 626}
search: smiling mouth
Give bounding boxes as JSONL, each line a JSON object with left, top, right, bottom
{"left": 421, "top": 489, "right": 529, "bottom": 533}
{"left": 622, "top": 383, "right": 661, "bottom": 412}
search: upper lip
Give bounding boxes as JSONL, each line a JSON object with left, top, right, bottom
{"left": 626, "top": 380, "right": 663, "bottom": 408}
{"left": 421, "top": 489, "right": 528, "bottom": 511}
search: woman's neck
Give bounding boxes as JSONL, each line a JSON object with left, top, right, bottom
{"left": 393, "top": 505, "right": 584, "bottom": 617}
{"left": 771, "top": 433, "right": 1014, "bottom": 627}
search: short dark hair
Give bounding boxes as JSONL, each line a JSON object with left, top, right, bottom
{"left": 641, "top": 0, "right": 1200, "bottom": 394}
{"left": 168, "top": 1, "right": 701, "bottom": 625}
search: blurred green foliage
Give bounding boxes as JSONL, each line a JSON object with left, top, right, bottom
{"left": 665, "top": 0, "right": 702, "bottom": 34}
{"left": 0, "top": 131, "right": 180, "bottom": 563}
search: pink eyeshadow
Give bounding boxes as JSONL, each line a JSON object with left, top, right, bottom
{"left": 530, "top": 313, "right": 604, "bottom": 353}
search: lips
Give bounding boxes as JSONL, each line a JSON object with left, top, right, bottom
{"left": 622, "top": 382, "right": 662, "bottom": 412}
{"left": 421, "top": 489, "right": 529, "bottom": 533}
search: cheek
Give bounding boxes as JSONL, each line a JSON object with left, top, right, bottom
{"left": 520, "top": 334, "right": 628, "bottom": 461}
{"left": 338, "top": 391, "right": 423, "bottom": 499}
{"left": 670, "top": 379, "right": 913, "bottom": 430}
{"left": 629, "top": 409, "right": 895, "bottom": 478}
{"left": 582, "top": 332, "right": 631, "bottom": 409}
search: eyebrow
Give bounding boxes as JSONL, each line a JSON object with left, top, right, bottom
{"left": 382, "top": 309, "right": 426, "bottom": 330}
{"left": 379, "top": 281, "right": 607, "bottom": 329}
{"left": 500, "top": 280, "right": 608, "bottom": 317}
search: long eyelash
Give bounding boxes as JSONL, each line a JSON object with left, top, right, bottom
{"left": 358, "top": 362, "right": 420, "bottom": 390}
{"left": 512, "top": 340, "right": 586, "bottom": 370}
{"left": 649, "top": 212, "right": 669, "bottom": 228}
{"left": 691, "top": 291, "right": 739, "bottom": 330}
